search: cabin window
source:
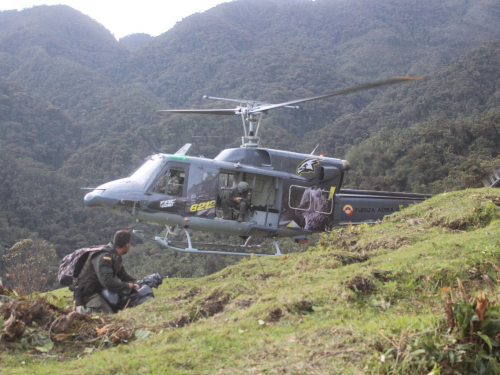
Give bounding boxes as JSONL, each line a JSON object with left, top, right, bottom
{"left": 289, "top": 185, "right": 310, "bottom": 211}
{"left": 219, "top": 173, "right": 234, "bottom": 188}
{"left": 153, "top": 166, "right": 185, "bottom": 197}
{"left": 130, "top": 155, "right": 165, "bottom": 189}
{"left": 288, "top": 185, "right": 333, "bottom": 214}
{"left": 187, "top": 165, "right": 219, "bottom": 196}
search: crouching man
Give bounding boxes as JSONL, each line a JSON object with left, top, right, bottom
{"left": 75, "top": 230, "right": 140, "bottom": 314}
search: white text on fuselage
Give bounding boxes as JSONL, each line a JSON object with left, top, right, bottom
{"left": 160, "top": 199, "right": 176, "bottom": 208}
{"left": 355, "top": 207, "right": 395, "bottom": 213}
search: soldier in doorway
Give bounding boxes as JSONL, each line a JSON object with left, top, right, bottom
{"left": 221, "top": 181, "right": 251, "bottom": 222}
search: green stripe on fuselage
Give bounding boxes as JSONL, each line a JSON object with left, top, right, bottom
{"left": 168, "top": 155, "right": 189, "bottom": 161}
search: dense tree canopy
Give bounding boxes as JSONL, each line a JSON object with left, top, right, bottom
{"left": 1, "top": 0, "right": 500, "bottom": 282}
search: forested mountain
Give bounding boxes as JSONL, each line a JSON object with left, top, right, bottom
{"left": 313, "top": 38, "right": 500, "bottom": 158}
{"left": 119, "top": 34, "right": 153, "bottom": 52}
{"left": 1, "top": 0, "right": 500, "bottom": 284}
{"left": 0, "top": 79, "right": 123, "bottom": 255}
{"left": 0, "top": 5, "right": 128, "bottom": 69}
{"left": 341, "top": 40, "right": 500, "bottom": 193}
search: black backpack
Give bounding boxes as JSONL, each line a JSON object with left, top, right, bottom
{"left": 58, "top": 246, "right": 106, "bottom": 286}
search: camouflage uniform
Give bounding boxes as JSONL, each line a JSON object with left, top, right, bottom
{"left": 154, "top": 174, "right": 167, "bottom": 194}
{"left": 167, "top": 175, "right": 182, "bottom": 196}
{"left": 77, "top": 242, "right": 136, "bottom": 313}
{"left": 222, "top": 189, "right": 251, "bottom": 221}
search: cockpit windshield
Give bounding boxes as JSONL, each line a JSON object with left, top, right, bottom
{"left": 129, "top": 155, "right": 165, "bottom": 189}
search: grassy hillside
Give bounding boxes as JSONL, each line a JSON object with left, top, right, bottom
{"left": 3, "top": 188, "right": 500, "bottom": 373}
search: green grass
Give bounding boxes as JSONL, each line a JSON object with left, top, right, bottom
{"left": 3, "top": 188, "right": 500, "bottom": 374}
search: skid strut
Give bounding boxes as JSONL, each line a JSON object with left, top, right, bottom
{"left": 133, "top": 228, "right": 281, "bottom": 256}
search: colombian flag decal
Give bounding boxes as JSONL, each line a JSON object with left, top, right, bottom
{"left": 103, "top": 256, "right": 112, "bottom": 262}
{"left": 343, "top": 205, "right": 353, "bottom": 216}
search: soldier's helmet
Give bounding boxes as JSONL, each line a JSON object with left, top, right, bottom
{"left": 237, "top": 181, "right": 249, "bottom": 193}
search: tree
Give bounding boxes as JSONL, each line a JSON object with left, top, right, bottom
{"left": 2, "top": 239, "right": 59, "bottom": 294}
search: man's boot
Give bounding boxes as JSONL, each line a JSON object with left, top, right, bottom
{"left": 223, "top": 213, "right": 232, "bottom": 220}
{"left": 237, "top": 213, "right": 244, "bottom": 222}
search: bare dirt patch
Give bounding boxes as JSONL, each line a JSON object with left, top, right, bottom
{"left": 173, "top": 288, "right": 200, "bottom": 301}
{"left": 268, "top": 307, "right": 284, "bottom": 322}
{"left": 168, "top": 291, "right": 231, "bottom": 328}
{"left": 235, "top": 298, "right": 253, "bottom": 308}
{"left": 346, "top": 276, "right": 376, "bottom": 293}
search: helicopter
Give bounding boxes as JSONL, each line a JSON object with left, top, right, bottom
{"left": 83, "top": 77, "right": 431, "bottom": 256}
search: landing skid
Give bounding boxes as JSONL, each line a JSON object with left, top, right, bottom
{"left": 132, "top": 228, "right": 282, "bottom": 256}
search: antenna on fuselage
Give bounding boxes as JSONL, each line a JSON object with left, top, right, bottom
{"left": 310, "top": 143, "right": 320, "bottom": 155}
{"left": 174, "top": 143, "right": 192, "bottom": 155}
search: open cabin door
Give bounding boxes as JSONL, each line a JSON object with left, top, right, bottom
{"left": 243, "top": 173, "right": 281, "bottom": 227}
{"left": 216, "top": 171, "right": 281, "bottom": 225}
{"left": 279, "top": 180, "right": 335, "bottom": 232}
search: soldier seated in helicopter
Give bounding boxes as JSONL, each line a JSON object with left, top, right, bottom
{"left": 221, "top": 181, "right": 251, "bottom": 222}
{"left": 167, "top": 171, "right": 183, "bottom": 196}
{"left": 153, "top": 173, "right": 167, "bottom": 194}
{"left": 154, "top": 170, "right": 183, "bottom": 196}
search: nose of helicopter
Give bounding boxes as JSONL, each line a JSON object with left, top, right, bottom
{"left": 84, "top": 178, "right": 144, "bottom": 209}
{"left": 84, "top": 190, "right": 119, "bottom": 209}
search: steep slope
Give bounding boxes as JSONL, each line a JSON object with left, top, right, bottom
{"left": 0, "top": 80, "right": 125, "bottom": 253}
{"left": 335, "top": 40, "right": 500, "bottom": 193}
{"left": 4, "top": 188, "right": 500, "bottom": 373}
{"left": 0, "top": 79, "right": 77, "bottom": 168}
{"left": 100, "top": 0, "right": 500, "bottom": 159}
{"left": 343, "top": 107, "right": 500, "bottom": 194}
{"left": 0, "top": 6, "right": 138, "bottom": 138}
{"left": 7, "top": 47, "right": 114, "bottom": 116}
{"left": 117, "top": 0, "right": 500, "bottom": 99}
{"left": 313, "top": 39, "right": 500, "bottom": 159}
{"left": 119, "top": 33, "right": 153, "bottom": 52}
{"left": 0, "top": 5, "right": 128, "bottom": 69}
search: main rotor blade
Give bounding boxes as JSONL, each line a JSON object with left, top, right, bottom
{"left": 250, "top": 77, "right": 424, "bottom": 114}
{"left": 158, "top": 109, "right": 239, "bottom": 116}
